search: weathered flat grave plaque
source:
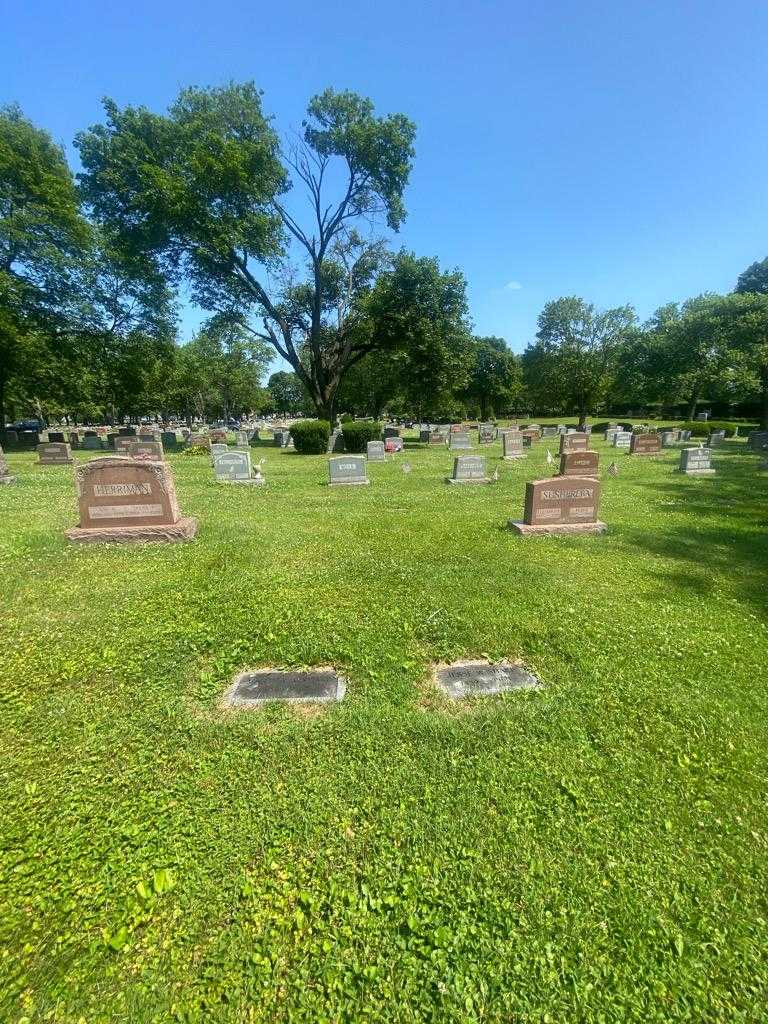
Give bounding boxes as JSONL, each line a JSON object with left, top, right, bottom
{"left": 502, "top": 432, "right": 525, "bottom": 459}
{"left": 329, "top": 455, "right": 369, "bottom": 486}
{"left": 448, "top": 431, "right": 472, "bottom": 450}
{"left": 613, "top": 431, "right": 632, "bottom": 449}
{"left": 630, "top": 433, "right": 661, "bottom": 455}
{"left": 367, "top": 440, "right": 386, "bottom": 461}
{"left": 559, "top": 432, "right": 588, "bottom": 454}
{"left": 129, "top": 440, "right": 164, "bottom": 461}
{"left": 214, "top": 449, "right": 263, "bottom": 484}
{"left": 65, "top": 457, "right": 197, "bottom": 543}
{"left": 435, "top": 660, "right": 540, "bottom": 699}
{"left": 559, "top": 450, "right": 599, "bottom": 477}
{"left": 679, "top": 447, "right": 715, "bottom": 475}
{"left": 509, "top": 477, "right": 606, "bottom": 535}
{"left": 225, "top": 668, "right": 346, "bottom": 706}
{"left": 385, "top": 437, "right": 404, "bottom": 453}
{"left": 447, "top": 455, "right": 490, "bottom": 484}
{"left": 37, "top": 442, "right": 73, "bottom": 465}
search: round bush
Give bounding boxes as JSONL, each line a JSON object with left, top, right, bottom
{"left": 341, "top": 421, "right": 382, "bottom": 453}
{"left": 291, "top": 419, "right": 331, "bottom": 454}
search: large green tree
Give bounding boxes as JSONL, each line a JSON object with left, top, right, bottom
{"left": 463, "top": 336, "right": 522, "bottom": 419}
{"left": 735, "top": 257, "right": 768, "bottom": 296}
{"left": 522, "top": 297, "right": 636, "bottom": 422}
{"left": 0, "top": 104, "right": 88, "bottom": 432}
{"left": 76, "top": 84, "right": 416, "bottom": 423}
{"left": 267, "top": 371, "right": 309, "bottom": 415}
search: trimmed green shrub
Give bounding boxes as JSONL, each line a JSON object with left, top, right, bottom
{"left": 340, "top": 413, "right": 354, "bottom": 424}
{"left": 678, "top": 420, "right": 758, "bottom": 438}
{"left": 290, "top": 419, "right": 330, "bottom": 454}
{"left": 341, "top": 421, "right": 382, "bottom": 453}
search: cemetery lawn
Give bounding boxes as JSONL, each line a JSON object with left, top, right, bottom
{"left": 2, "top": 431, "right": 768, "bottom": 1024}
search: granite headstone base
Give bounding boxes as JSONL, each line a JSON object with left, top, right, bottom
{"left": 507, "top": 519, "right": 607, "bottom": 536}
{"left": 65, "top": 518, "right": 198, "bottom": 544}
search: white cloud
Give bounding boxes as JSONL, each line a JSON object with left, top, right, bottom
{"left": 504, "top": 280, "right": 523, "bottom": 291}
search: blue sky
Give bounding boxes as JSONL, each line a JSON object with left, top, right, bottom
{"left": 3, "top": 0, "right": 768, "bottom": 366}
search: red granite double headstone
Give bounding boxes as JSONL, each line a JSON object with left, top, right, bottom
{"left": 508, "top": 477, "right": 606, "bottom": 535}
{"left": 630, "top": 434, "right": 661, "bottom": 456}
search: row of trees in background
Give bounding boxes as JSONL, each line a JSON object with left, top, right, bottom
{"left": 3, "top": 88, "right": 768, "bottom": 429}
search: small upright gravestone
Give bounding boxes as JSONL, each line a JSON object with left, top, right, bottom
{"left": 327, "top": 429, "right": 345, "bottom": 453}
{"left": 161, "top": 431, "right": 179, "bottom": 451}
{"left": 48, "top": 431, "right": 66, "bottom": 443}
{"left": 114, "top": 436, "right": 135, "bottom": 454}
{"left": 541, "top": 426, "right": 558, "bottom": 437}
{"left": 428, "top": 431, "right": 446, "bottom": 446}
{"left": 679, "top": 429, "right": 692, "bottom": 442}
{"left": 214, "top": 449, "right": 263, "bottom": 484}
{"left": 187, "top": 433, "right": 211, "bottom": 449}
{"left": 446, "top": 455, "right": 490, "bottom": 484}
{"left": 661, "top": 431, "right": 675, "bottom": 447}
{"left": 679, "top": 447, "right": 715, "bottom": 475}
{"left": 383, "top": 426, "right": 400, "bottom": 439}
{"left": 419, "top": 429, "right": 431, "bottom": 443}
{"left": 708, "top": 430, "right": 726, "bottom": 446}
{"left": 0, "top": 445, "right": 14, "bottom": 485}
{"left": 559, "top": 450, "right": 599, "bottom": 477}
{"left": 367, "top": 440, "right": 386, "bottom": 462}
{"left": 37, "top": 442, "right": 73, "bottom": 465}
{"left": 236, "top": 430, "right": 249, "bottom": 447}
{"left": 65, "top": 457, "right": 197, "bottom": 543}
{"left": 129, "top": 440, "right": 164, "bottom": 461}
{"left": 82, "top": 435, "right": 103, "bottom": 451}
{"left": 559, "top": 432, "right": 588, "bottom": 454}
{"left": 328, "top": 456, "right": 369, "bottom": 486}
{"left": 448, "top": 431, "right": 472, "bottom": 450}
{"left": 508, "top": 478, "right": 606, "bottom": 535}
{"left": 502, "top": 432, "right": 525, "bottom": 460}
{"left": 210, "top": 443, "right": 228, "bottom": 460}
{"left": 477, "top": 423, "right": 495, "bottom": 445}
{"left": 520, "top": 429, "right": 540, "bottom": 444}
{"left": 613, "top": 431, "right": 632, "bottom": 449}
{"left": 385, "top": 437, "right": 404, "bottom": 453}
{"left": 630, "top": 434, "right": 661, "bottom": 456}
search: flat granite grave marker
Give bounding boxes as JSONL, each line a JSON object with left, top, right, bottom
{"left": 367, "top": 440, "right": 386, "bottom": 461}
{"left": 448, "top": 431, "right": 472, "bottom": 450}
{"left": 66, "top": 457, "right": 197, "bottom": 543}
{"left": 129, "top": 440, "right": 164, "bottom": 461}
{"left": 329, "top": 455, "right": 369, "bottom": 486}
{"left": 508, "top": 477, "right": 606, "bottom": 535}
{"left": 559, "top": 432, "right": 588, "bottom": 454}
{"left": 224, "top": 667, "right": 346, "bottom": 706}
{"left": 559, "top": 450, "right": 599, "bottom": 477}
{"left": 214, "top": 449, "right": 263, "bottom": 484}
{"left": 679, "top": 447, "right": 715, "bottom": 475}
{"left": 435, "top": 660, "right": 540, "bottom": 699}
{"left": 0, "top": 445, "right": 14, "bottom": 484}
{"left": 447, "top": 455, "right": 490, "bottom": 484}
{"left": 630, "top": 433, "right": 661, "bottom": 456}
{"left": 503, "top": 432, "right": 525, "bottom": 459}
{"left": 37, "top": 442, "right": 73, "bottom": 465}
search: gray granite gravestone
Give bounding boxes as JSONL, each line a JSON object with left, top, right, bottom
{"left": 661, "top": 431, "right": 675, "bottom": 447}
{"left": 82, "top": 435, "right": 103, "bottom": 451}
{"left": 225, "top": 668, "right": 346, "bottom": 706}
{"left": 478, "top": 423, "right": 495, "bottom": 444}
{"left": 37, "top": 442, "right": 73, "bottom": 465}
{"left": 679, "top": 429, "right": 692, "bottom": 441}
{"left": 214, "top": 449, "right": 263, "bottom": 484}
{"left": 210, "top": 443, "right": 228, "bottom": 460}
{"left": 329, "top": 455, "right": 369, "bottom": 486}
{"left": 367, "top": 440, "right": 386, "bottom": 461}
{"left": 679, "top": 447, "right": 715, "bottom": 475}
{"left": 161, "top": 431, "right": 179, "bottom": 451}
{"left": 613, "top": 431, "right": 632, "bottom": 449}
{"left": 502, "top": 432, "right": 525, "bottom": 460}
{"left": 383, "top": 426, "right": 400, "bottom": 439}
{"left": 435, "top": 660, "right": 540, "bottom": 698}
{"left": 708, "top": 430, "right": 726, "bottom": 446}
{"left": 447, "top": 455, "right": 490, "bottom": 484}
{"left": 327, "top": 429, "right": 345, "bottom": 453}
{"left": 448, "top": 431, "right": 472, "bottom": 450}
{"left": 0, "top": 445, "right": 13, "bottom": 484}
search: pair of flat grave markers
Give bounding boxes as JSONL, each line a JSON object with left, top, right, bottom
{"left": 224, "top": 659, "right": 540, "bottom": 708}
{"left": 65, "top": 457, "right": 197, "bottom": 543}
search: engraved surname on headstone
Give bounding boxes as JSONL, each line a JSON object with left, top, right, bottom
{"left": 435, "top": 660, "right": 540, "bottom": 699}
{"left": 66, "top": 456, "right": 197, "bottom": 543}
{"left": 478, "top": 423, "right": 495, "bottom": 444}
{"left": 214, "top": 450, "right": 259, "bottom": 483}
{"left": 679, "top": 447, "right": 715, "bottom": 474}
{"left": 613, "top": 431, "right": 631, "bottom": 448}
{"left": 225, "top": 668, "right": 346, "bottom": 705}
{"left": 559, "top": 432, "right": 588, "bottom": 454}
{"left": 367, "top": 440, "right": 386, "bottom": 461}
{"left": 559, "top": 450, "right": 599, "bottom": 477}
{"left": 502, "top": 431, "right": 524, "bottom": 459}
{"left": 508, "top": 476, "right": 606, "bottom": 534}
{"left": 448, "top": 454, "right": 489, "bottom": 484}
{"left": 630, "top": 433, "right": 661, "bottom": 455}
{"left": 329, "top": 455, "right": 369, "bottom": 486}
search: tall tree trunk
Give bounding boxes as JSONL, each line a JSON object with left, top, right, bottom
{"left": 0, "top": 372, "right": 5, "bottom": 442}
{"left": 687, "top": 394, "right": 698, "bottom": 421}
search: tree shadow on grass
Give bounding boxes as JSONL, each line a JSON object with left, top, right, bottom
{"left": 620, "top": 472, "right": 768, "bottom": 615}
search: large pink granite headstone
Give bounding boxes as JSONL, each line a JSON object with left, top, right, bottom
{"left": 65, "top": 457, "right": 197, "bottom": 544}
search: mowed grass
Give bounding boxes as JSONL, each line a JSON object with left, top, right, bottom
{"left": 1, "top": 429, "right": 767, "bottom": 1023}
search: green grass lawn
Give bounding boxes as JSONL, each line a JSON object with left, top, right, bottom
{"left": 2, "top": 433, "right": 767, "bottom": 1023}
